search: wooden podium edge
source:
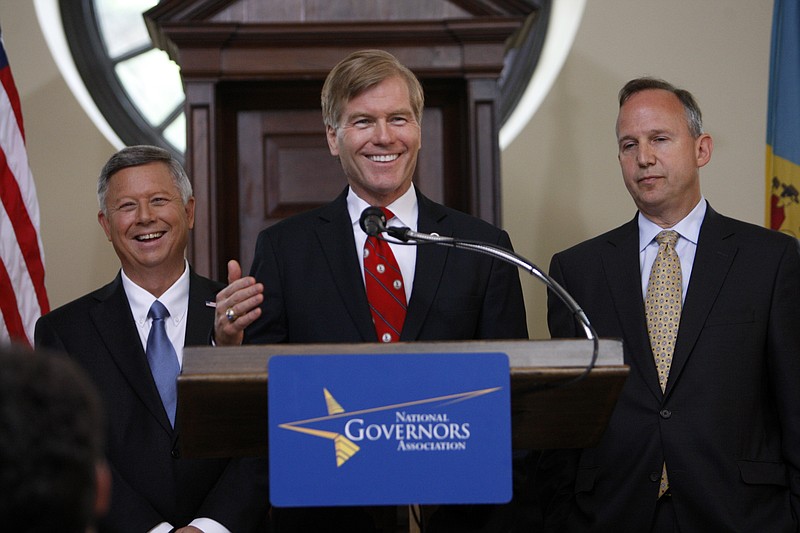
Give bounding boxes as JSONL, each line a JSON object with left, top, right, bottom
{"left": 177, "top": 355, "right": 628, "bottom": 457}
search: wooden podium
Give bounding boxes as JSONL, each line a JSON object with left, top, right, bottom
{"left": 177, "top": 339, "right": 628, "bottom": 458}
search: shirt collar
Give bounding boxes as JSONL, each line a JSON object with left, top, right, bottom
{"left": 121, "top": 259, "right": 191, "bottom": 327}
{"left": 347, "top": 183, "right": 419, "bottom": 233}
{"left": 638, "top": 197, "right": 706, "bottom": 252}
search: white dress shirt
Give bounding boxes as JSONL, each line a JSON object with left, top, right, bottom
{"left": 638, "top": 198, "right": 707, "bottom": 303}
{"left": 121, "top": 261, "right": 231, "bottom": 533}
{"left": 347, "top": 184, "right": 419, "bottom": 303}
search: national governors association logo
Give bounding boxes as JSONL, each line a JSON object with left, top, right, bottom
{"left": 277, "top": 386, "right": 501, "bottom": 467}
{"left": 268, "top": 352, "right": 512, "bottom": 507}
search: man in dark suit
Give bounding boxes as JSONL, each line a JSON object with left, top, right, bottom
{"left": 215, "top": 49, "right": 527, "bottom": 347}
{"left": 214, "top": 50, "right": 529, "bottom": 531}
{"left": 547, "top": 78, "right": 800, "bottom": 531}
{"left": 35, "top": 146, "right": 268, "bottom": 533}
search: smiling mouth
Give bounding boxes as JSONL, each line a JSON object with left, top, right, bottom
{"left": 367, "top": 154, "right": 399, "bottom": 162}
{"left": 135, "top": 232, "right": 165, "bottom": 241}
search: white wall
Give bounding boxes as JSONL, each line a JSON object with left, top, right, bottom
{"left": 1, "top": 0, "right": 773, "bottom": 338}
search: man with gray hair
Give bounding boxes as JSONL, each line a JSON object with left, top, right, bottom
{"left": 36, "top": 145, "right": 269, "bottom": 533}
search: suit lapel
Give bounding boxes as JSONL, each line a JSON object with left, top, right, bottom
{"left": 665, "top": 207, "right": 737, "bottom": 397}
{"left": 315, "top": 190, "right": 377, "bottom": 341}
{"left": 402, "top": 192, "right": 450, "bottom": 341}
{"left": 90, "top": 275, "right": 174, "bottom": 432}
{"left": 185, "top": 270, "right": 220, "bottom": 346}
{"left": 601, "top": 217, "right": 664, "bottom": 401}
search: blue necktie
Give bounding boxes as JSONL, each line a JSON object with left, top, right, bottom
{"left": 146, "top": 301, "right": 180, "bottom": 427}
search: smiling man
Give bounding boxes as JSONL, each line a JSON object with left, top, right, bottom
{"left": 35, "top": 146, "right": 269, "bottom": 533}
{"left": 546, "top": 78, "right": 800, "bottom": 532}
{"left": 214, "top": 50, "right": 527, "bottom": 349}
{"left": 212, "top": 50, "right": 529, "bottom": 532}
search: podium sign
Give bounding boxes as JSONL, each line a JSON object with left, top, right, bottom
{"left": 268, "top": 352, "right": 512, "bottom": 507}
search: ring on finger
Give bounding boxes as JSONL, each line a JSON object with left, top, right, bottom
{"left": 225, "top": 307, "right": 238, "bottom": 322}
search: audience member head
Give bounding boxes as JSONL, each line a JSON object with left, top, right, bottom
{"left": 0, "top": 345, "right": 109, "bottom": 532}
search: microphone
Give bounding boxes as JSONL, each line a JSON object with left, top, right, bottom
{"left": 359, "top": 207, "right": 454, "bottom": 243}
{"left": 359, "top": 207, "right": 387, "bottom": 237}
{"left": 357, "top": 206, "right": 599, "bottom": 392}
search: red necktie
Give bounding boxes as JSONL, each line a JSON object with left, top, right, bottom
{"left": 364, "top": 208, "right": 407, "bottom": 342}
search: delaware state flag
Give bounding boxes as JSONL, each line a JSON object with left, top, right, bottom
{"left": 0, "top": 29, "right": 49, "bottom": 347}
{"left": 766, "top": 0, "right": 800, "bottom": 236}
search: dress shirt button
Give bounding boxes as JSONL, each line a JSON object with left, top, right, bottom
{"left": 660, "top": 409, "right": 672, "bottom": 419}
{"left": 650, "top": 472, "right": 660, "bottom": 482}
{"left": 171, "top": 447, "right": 181, "bottom": 459}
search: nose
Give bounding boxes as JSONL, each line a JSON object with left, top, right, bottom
{"left": 637, "top": 144, "right": 655, "bottom": 167}
{"left": 372, "top": 119, "right": 393, "bottom": 145}
{"left": 136, "top": 201, "right": 155, "bottom": 223}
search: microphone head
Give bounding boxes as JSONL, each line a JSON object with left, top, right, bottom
{"left": 359, "top": 206, "right": 386, "bottom": 236}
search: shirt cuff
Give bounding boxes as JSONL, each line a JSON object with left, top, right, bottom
{"left": 190, "top": 517, "right": 232, "bottom": 533}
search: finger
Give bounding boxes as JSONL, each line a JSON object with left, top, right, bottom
{"left": 221, "top": 290, "right": 264, "bottom": 324}
{"left": 215, "top": 306, "right": 261, "bottom": 346}
{"left": 215, "top": 282, "right": 264, "bottom": 315}
{"left": 214, "top": 289, "right": 264, "bottom": 345}
{"left": 223, "top": 305, "right": 262, "bottom": 334}
{"left": 227, "top": 259, "right": 243, "bottom": 284}
{"left": 215, "top": 277, "right": 260, "bottom": 307}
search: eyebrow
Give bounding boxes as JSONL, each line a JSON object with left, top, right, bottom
{"left": 345, "top": 108, "right": 414, "bottom": 121}
{"left": 618, "top": 128, "right": 671, "bottom": 142}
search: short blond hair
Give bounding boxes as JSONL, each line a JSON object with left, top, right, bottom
{"left": 321, "top": 49, "right": 424, "bottom": 130}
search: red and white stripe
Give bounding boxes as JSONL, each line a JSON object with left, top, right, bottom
{"left": 0, "top": 36, "right": 49, "bottom": 347}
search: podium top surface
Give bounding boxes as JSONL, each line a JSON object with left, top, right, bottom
{"left": 184, "top": 338, "right": 624, "bottom": 375}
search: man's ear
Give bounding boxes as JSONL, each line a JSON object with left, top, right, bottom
{"left": 97, "top": 211, "right": 112, "bottom": 241}
{"left": 326, "top": 125, "right": 339, "bottom": 157}
{"left": 185, "top": 196, "right": 196, "bottom": 230}
{"left": 696, "top": 133, "right": 713, "bottom": 168}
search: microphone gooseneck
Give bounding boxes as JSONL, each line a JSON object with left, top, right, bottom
{"left": 357, "top": 206, "right": 599, "bottom": 393}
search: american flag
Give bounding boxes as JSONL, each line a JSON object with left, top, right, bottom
{"left": 0, "top": 30, "right": 49, "bottom": 347}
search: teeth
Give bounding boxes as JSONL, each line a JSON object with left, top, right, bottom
{"left": 136, "top": 232, "right": 164, "bottom": 241}
{"left": 368, "top": 154, "right": 399, "bottom": 162}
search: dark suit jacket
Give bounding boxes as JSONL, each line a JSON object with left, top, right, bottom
{"left": 35, "top": 270, "right": 268, "bottom": 533}
{"left": 244, "top": 187, "right": 528, "bottom": 344}
{"left": 547, "top": 204, "right": 800, "bottom": 532}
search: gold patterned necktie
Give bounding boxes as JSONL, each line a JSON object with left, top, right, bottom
{"left": 645, "top": 229, "right": 682, "bottom": 498}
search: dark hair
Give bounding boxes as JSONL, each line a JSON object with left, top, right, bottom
{"left": 321, "top": 49, "right": 424, "bottom": 130}
{"left": 97, "top": 145, "right": 192, "bottom": 214}
{"left": 0, "top": 346, "right": 105, "bottom": 532}
{"left": 618, "top": 77, "right": 704, "bottom": 137}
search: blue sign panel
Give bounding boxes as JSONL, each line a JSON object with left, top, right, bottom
{"left": 268, "top": 352, "right": 511, "bottom": 507}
